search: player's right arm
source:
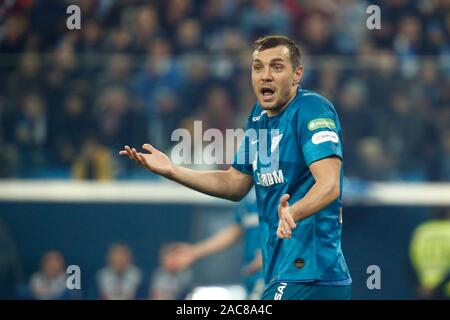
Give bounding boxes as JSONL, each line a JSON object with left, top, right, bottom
{"left": 119, "top": 144, "right": 253, "bottom": 202}
{"left": 162, "top": 224, "right": 243, "bottom": 272}
{"left": 185, "top": 223, "right": 243, "bottom": 260}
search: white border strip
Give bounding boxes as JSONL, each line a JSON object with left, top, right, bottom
{"left": 0, "top": 180, "right": 231, "bottom": 205}
{"left": 0, "top": 181, "right": 449, "bottom": 206}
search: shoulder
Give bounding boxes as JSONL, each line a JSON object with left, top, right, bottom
{"left": 29, "top": 272, "right": 42, "bottom": 284}
{"left": 296, "top": 90, "right": 337, "bottom": 115}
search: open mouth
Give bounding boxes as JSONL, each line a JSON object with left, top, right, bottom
{"left": 261, "top": 87, "right": 275, "bottom": 101}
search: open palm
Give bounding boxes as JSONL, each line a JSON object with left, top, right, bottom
{"left": 119, "top": 144, "right": 174, "bottom": 178}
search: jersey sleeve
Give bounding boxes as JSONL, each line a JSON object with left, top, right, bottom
{"left": 298, "top": 96, "right": 343, "bottom": 166}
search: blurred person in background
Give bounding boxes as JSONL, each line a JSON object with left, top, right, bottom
{"left": 14, "top": 92, "right": 48, "bottom": 177}
{"left": 410, "top": 208, "right": 450, "bottom": 300}
{"left": 72, "top": 136, "right": 114, "bottom": 180}
{"left": 96, "top": 243, "right": 144, "bottom": 300}
{"left": 164, "top": 189, "right": 264, "bottom": 299}
{"left": 50, "top": 93, "right": 91, "bottom": 171}
{"left": 18, "top": 250, "right": 78, "bottom": 300}
{"left": 239, "top": 0, "right": 291, "bottom": 40}
{"left": 149, "top": 243, "right": 193, "bottom": 300}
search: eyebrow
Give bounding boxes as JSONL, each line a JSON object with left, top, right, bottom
{"left": 253, "top": 58, "right": 286, "bottom": 64}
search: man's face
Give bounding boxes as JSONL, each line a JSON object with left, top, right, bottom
{"left": 251, "top": 45, "right": 303, "bottom": 116}
{"left": 109, "top": 247, "right": 131, "bottom": 273}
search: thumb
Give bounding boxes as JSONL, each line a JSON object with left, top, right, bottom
{"left": 142, "top": 143, "right": 156, "bottom": 153}
{"left": 280, "top": 194, "right": 290, "bottom": 206}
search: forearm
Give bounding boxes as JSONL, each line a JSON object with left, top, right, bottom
{"left": 169, "top": 166, "right": 251, "bottom": 201}
{"left": 192, "top": 225, "right": 242, "bottom": 260}
{"left": 290, "top": 180, "right": 340, "bottom": 222}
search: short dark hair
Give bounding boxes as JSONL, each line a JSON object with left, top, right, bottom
{"left": 254, "top": 35, "right": 301, "bottom": 69}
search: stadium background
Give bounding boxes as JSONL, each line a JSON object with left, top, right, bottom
{"left": 0, "top": 0, "right": 449, "bottom": 299}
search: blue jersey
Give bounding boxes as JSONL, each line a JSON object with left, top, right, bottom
{"left": 234, "top": 189, "right": 263, "bottom": 294}
{"left": 232, "top": 88, "right": 351, "bottom": 286}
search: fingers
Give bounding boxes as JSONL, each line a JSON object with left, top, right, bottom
{"left": 142, "top": 143, "right": 155, "bottom": 153}
{"left": 137, "top": 152, "right": 149, "bottom": 168}
{"left": 277, "top": 222, "right": 288, "bottom": 239}
{"left": 276, "top": 193, "right": 296, "bottom": 240}
{"left": 119, "top": 145, "right": 149, "bottom": 167}
{"left": 277, "top": 220, "right": 289, "bottom": 239}
{"left": 280, "top": 193, "right": 290, "bottom": 206}
{"left": 277, "top": 225, "right": 284, "bottom": 239}
{"left": 285, "top": 212, "right": 297, "bottom": 229}
{"left": 276, "top": 212, "right": 296, "bottom": 239}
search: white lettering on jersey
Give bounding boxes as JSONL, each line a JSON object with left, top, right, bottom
{"left": 256, "top": 170, "right": 284, "bottom": 187}
{"left": 311, "top": 131, "right": 339, "bottom": 144}
{"left": 252, "top": 110, "right": 267, "bottom": 122}
{"left": 274, "top": 282, "right": 287, "bottom": 300}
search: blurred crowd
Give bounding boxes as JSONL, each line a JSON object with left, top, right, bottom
{"left": 13, "top": 243, "right": 194, "bottom": 300}
{"left": 0, "top": 0, "right": 449, "bottom": 181}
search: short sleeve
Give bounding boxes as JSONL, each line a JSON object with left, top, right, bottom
{"left": 298, "top": 96, "right": 343, "bottom": 166}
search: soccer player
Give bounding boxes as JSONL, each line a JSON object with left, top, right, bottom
{"left": 120, "top": 35, "right": 351, "bottom": 300}
{"left": 164, "top": 189, "right": 264, "bottom": 299}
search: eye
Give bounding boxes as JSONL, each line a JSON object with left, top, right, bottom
{"left": 272, "top": 64, "right": 283, "bottom": 71}
{"left": 253, "top": 65, "right": 263, "bottom": 72}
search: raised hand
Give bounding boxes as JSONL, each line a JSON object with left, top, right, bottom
{"left": 119, "top": 144, "right": 175, "bottom": 178}
{"left": 276, "top": 194, "right": 297, "bottom": 239}
{"left": 162, "top": 243, "right": 196, "bottom": 272}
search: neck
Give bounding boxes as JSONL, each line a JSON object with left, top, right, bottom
{"left": 267, "top": 87, "right": 298, "bottom": 117}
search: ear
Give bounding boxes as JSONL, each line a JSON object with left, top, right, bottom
{"left": 293, "top": 66, "right": 304, "bottom": 86}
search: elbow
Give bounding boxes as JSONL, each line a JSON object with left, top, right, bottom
{"left": 227, "top": 187, "right": 250, "bottom": 202}
{"left": 329, "top": 181, "right": 340, "bottom": 202}
{"left": 323, "top": 180, "right": 340, "bottom": 203}
{"left": 228, "top": 193, "right": 245, "bottom": 202}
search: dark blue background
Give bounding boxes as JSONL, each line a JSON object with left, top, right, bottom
{"left": 0, "top": 202, "right": 428, "bottom": 299}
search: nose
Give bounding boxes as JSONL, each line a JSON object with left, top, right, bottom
{"left": 261, "top": 67, "right": 273, "bottom": 82}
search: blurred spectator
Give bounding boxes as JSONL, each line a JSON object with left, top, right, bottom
{"left": 72, "top": 137, "right": 114, "bottom": 180}
{"left": 95, "top": 85, "right": 147, "bottom": 150}
{"left": 18, "top": 250, "right": 78, "bottom": 300}
{"left": 97, "top": 53, "right": 134, "bottom": 91}
{"left": 96, "top": 243, "right": 144, "bottom": 300}
{"left": 239, "top": 0, "right": 290, "bottom": 40}
{"left": 130, "top": 5, "right": 162, "bottom": 54}
{"left": 50, "top": 94, "right": 92, "bottom": 168}
{"left": 149, "top": 243, "right": 193, "bottom": 300}
{"left": 410, "top": 208, "right": 450, "bottom": 300}
{"left": 14, "top": 92, "right": 48, "bottom": 176}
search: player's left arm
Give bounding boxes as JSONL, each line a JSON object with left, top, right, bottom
{"left": 277, "top": 156, "right": 341, "bottom": 239}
